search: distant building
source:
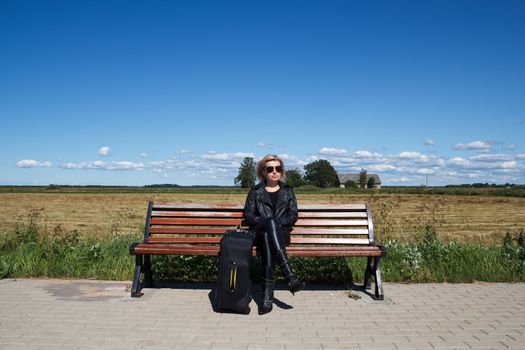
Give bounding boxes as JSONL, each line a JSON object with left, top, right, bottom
{"left": 337, "top": 173, "right": 382, "bottom": 189}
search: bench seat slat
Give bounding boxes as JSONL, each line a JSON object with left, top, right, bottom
{"left": 287, "top": 248, "right": 382, "bottom": 257}
{"left": 134, "top": 244, "right": 382, "bottom": 257}
{"left": 135, "top": 245, "right": 220, "bottom": 255}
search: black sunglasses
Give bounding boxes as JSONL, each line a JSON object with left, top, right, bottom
{"left": 265, "top": 166, "right": 283, "bottom": 173}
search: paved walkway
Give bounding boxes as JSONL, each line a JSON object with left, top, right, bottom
{"left": 0, "top": 278, "right": 523, "bottom": 349}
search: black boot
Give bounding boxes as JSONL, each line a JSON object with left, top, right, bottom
{"left": 259, "top": 267, "right": 274, "bottom": 315}
{"left": 264, "top": 219, "right": 305, "bottom": 295}
{"left": 275, "top": 249, "right": 305, "bottom": 295}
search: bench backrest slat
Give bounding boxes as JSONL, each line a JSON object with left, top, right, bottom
{"left": 148, "top": 237, "right": 371, "bottom": 245}
{"left": 149, "top": 227, "right": 370, "bottom": 235}
{"left": 294, "top": 219, "right": 368, "bottom": 226}
{"left": 150, "top": 218, "right": 243, "bottom": 226}
{"left": 150, "top": 227, "right": 230, "bottom": 235}
{"left": 298, "top": 212, "right": 367, "bottom": 218}
{"left": 151, "top": 211, "right": 244, "bottom": 218}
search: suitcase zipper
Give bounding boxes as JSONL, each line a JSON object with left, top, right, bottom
{"left": 229, "top": 262, "right": 238, "bottom": 291}
{"left": 233, "top": 264, "right": 237, "bottom": 289}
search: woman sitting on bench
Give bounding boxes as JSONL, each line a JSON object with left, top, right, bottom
{"left": 243, "top": 154, "right": 305, "bottom": 315}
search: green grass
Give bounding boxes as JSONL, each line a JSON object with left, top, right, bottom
{"left": 0, "top": 220, "right": 139, "bottom": 280}
{"left": 379, "top": 235, "right": 524, "bottom": 283}
{"left": 1, "top": 218, "right": 524, "bottom": 283}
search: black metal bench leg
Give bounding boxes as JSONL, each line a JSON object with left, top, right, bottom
{"left": 144, "top": 255, "right": 153, "bottom": 287}
{"left": 131, "top": 254, "right": 143, "bottom": 297}
{"left": 363, "top": 257, "right": 373, "bottom": 290}
{"left": 372, "top": 256, "right": 384, "bottom": 300}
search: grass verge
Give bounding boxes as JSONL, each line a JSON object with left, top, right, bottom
{"left": 0, "top": 219, "right": 139, "bottom": 280}
{"left": 1, "top": 219, "right": 524, "bottom": 283}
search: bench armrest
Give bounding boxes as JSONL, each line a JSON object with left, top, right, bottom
{"left": 129, "top": 242, "right": 139, "bottom": 255}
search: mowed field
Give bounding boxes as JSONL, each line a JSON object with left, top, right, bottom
{"left": 2, "top": 191, "right": 524, "bottom": 244}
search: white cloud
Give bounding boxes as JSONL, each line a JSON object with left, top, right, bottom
{"left": 419, "top": 155, "right": 430, "bottom": 162}
{"left": 367, "top": 164, "right": 398, "bottom": 172}
{"left": 98, "top": 146, "right": 111, "bottom": 156}
{"left": 417, "top": 168, "right": 435, "bottom": 175}
{"left": 106, "top": 161, "right": 145, "bottom": 170}
{"left": 319, "top": 147, "right": 347, "bottom": 156}
{"left": 234, "top": 152, "right": 256, "bottom": 158}
{"left": 148, "top": 152, "right": 252, "bottom": 180}
{"left": 424, "top": 138, "right": 436, "bottom": 145}
{"left": 184, "top": 159, "right": 205, "bottom": 168}
{"left": 435, "top": 158, "right": 447, "bottom": 166}
{"left": 59, "top": 161, "right": 145, "bottom": 171}
{"left": 501, "top": 161, "right": 517, "bottom": 169}
{"left": 149, "top": 159, "right": 179, "bottom": 170}
{"left": 388, "top": 177, "right": 413, "bottom": 183}
{"left": 140, "top": 153, "right": 149, "bottom": 158}
{"left": 516, "top": 154, "right": 525, "bottom": 160}
{"left": 470, "top": 154, "right": 513, "bottom": 162}
{"left": 258, "top": 142, "right": 275, "bottom": 149}
{"left": 202, "top": 151, "right": 255, "bottom": 161}
{"left": 444, "top": 154, "right": 521, "bottom": 174}
{"left": 16, "top": 160, "right": 53, "bottom": 168}
{"left": 353, "top": 150, "right": 382, "bottom": 158}
{"left": 202, "top": 152, "right": 232, "bottom": 161}
{"left": 454, "top": 141, "right": 492, "bottom": 150}
{"left": 399, "top": 151, "right": 421, "bottom": 159}
{"left": 449, "top": 157, "right": 471, "bottom": 167}
{"left": 152, "top": 169, "right": 168, "bottom": 177}
{"left": 466, "top": 172, "right": 485, "bottom": 179}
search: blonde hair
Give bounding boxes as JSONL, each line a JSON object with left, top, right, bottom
{"left": 257, "top": 154, "right": 286, "bottom": 182}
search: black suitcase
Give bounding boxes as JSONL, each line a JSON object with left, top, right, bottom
{"left": 216, "top": 229, "right": 253, "bottom": 314}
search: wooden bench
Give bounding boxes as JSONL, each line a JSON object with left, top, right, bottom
{"left": 129, "top": 201, "right": 387, "bottom": 299}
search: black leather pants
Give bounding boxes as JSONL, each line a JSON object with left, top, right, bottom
{"left": 253, "top": 218, "right": 287, "bottom": 271}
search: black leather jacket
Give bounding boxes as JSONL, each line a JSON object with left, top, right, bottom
{"left": 243, "top": 181, "right": 298, "bottom": 229}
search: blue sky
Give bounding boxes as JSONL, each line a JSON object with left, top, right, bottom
{"left": 1, "top": 0, "right": 524, "bottom": 186}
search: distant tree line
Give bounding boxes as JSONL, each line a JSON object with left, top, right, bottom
{"left": 445, "top": 183, "right": 522, "bottom": 189}
{"left": 234, "top": 157, "right": 378, "bottom": 189}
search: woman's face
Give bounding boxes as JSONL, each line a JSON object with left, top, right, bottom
{"left": 264, "top": 160, "right": 282, "bottom": 183}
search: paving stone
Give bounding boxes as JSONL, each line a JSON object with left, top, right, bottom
{"left": 356, "top": 341, "right": 398, "bottom": 349}
{"left": 429, "top": 340, "right": 471, "bottom": 348}
{"left": 466, "top": 340, "right": 512, "bottom": 349}
{"left": 321, "top": 343, "right": 359, "bottom": 350}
